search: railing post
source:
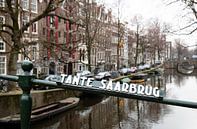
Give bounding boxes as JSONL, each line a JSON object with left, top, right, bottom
{"left": 18, "top": 60, "right": 34, "bottom": 129}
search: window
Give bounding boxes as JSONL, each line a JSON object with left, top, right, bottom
{"left": 11, "top": 0, "right": 16, "bottom": 6}
{"left": 50, "top": 16, "right": 55, "bottom": 28}
{"left": 0, "top": 40, "right": 5, "bottom": 52}
{"left": 43, "top": 28, "right": 46, "bottom": 35}
{"left": 32, "top": 22, "right": 38, "bottom": 34}
{"left": 0, "top": 0, "right": 4, "bottom": 7}
{"left": 50, "top": 30, "right": 54, "bottom": 39}
{"left": 22, "top": 0, "right": 29, "bottom": 10}
{"left": 0, "top": 56, "right": 6, "bottom": 75}
{"left": 0, "top": 16, "right": 4, "bottom": 30}
{"left": 58, "top": 17, "right": 61, "bottom": 23}
{"left": 31, "top": 0, "right": 37, "bottom": 13}
{"left": 58, "top": 31, "right": 61, "bottom": 37}
{"left": 32, "top": 46, "right": 37, "bottom": 60}
{"left": 22, "top": 15, "right": 29, "bottom": 32}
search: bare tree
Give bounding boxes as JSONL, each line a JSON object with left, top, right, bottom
{"left": 130, "top": 15, "right": 144, "bottom": 66}
{"left": 174, "top": 39, "right": 190, "bottom": 60}
{"left": 80, "top": 0, "right": 108, "bottom": 71}
{"left": 146, "top": 19, "right": 167, "bottom": 64}
{"left": 168, "top": 0, "right": 197, "bottom": 34}
{"left": 0, "top": 0, "right": 66, "bottom": 76}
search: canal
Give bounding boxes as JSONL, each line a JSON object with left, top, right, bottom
{"left": 2, "top": 69, "right": 197, "bottom": 129}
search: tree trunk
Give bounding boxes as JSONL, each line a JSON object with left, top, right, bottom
{"left": 135, "top": 33, "right": 139, "bottom": 67}
{"left": 7, "top": 48, "right": 19, "bottom": 91}
{"left": 87, "top": 43, "right": 91, "bottom": 71}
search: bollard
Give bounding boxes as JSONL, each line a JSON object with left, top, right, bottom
{"left": 18, "top": 60, "right": 34, "bottom": 129}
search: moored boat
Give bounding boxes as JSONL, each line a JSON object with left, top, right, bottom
{"left": 177, "top": 61, "right": 194, "bottom": 74}
{"left": 130, "top": 73, "right": 148, "bottom": 83}
{"left": 0, "top": 97, "right": 80, "bottom": 124}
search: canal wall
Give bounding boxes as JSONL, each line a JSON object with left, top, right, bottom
{"left": 0, "top": 89, "right": 81, "bottom": 118}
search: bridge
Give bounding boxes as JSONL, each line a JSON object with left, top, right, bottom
{"left": 0, "top": 60, "right": 197, "bottom": 129}
{"left": 164, "top": 59, "right": 197, "bottom": 69}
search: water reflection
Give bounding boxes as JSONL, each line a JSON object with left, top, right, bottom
{"left": 2, "top": 70, "right": 197, "bottom": 129}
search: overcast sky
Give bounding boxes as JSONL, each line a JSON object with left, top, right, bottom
{"left": 97, "top": 0, "right": 197, "bottom": 49}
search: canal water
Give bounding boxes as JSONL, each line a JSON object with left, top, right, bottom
{"left": 2, "top": 69, "right": 197, "bottom": 129}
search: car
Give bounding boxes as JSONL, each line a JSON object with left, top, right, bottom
{"left": 94, "top": 71, "right": 111, "bottom": 80}
{"left": 76, "top": 70, "right": 91, "bottom": 77}
{"left": 33, "top": 74, "right": 62, "bottom": 90}
{"left": 130, "top": 67, "right": 137, "bottom": 72}
{"left": 143, "top": 64, "right": 151, "bottom": 69}
{"left": 119, "top": 68, "right": 134, "bottom": 75}
{"left": 138, "top": 64, "right": 150, "bottom": 71}
{"left": 45, "top": 75, "right": 62, "bottom": 82}
{"left": 92, "top": 67, "right": 102, "bottom": 75}
{"left": 155, "top": 60, "right": 161, "bottom": 65}
{"left": 110, "top": 71, "right": 121, "bottom": 79}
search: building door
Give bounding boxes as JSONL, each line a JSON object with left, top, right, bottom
{"left": 68, "top": 62, "right": 73, "bottom": 75}
{"left": 64, "top": 65, "right": 67, "bottom": 74}
{"left": 49, "top": 62, "right": 56, "bottom": 74}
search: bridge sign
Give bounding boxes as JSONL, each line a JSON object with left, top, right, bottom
{"left": 61, "top": 75, "right": 161, "bottom": 98}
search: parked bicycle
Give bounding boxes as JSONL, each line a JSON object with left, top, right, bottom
{"left": 0, "top": 79, "right": 8, "bottom": 92}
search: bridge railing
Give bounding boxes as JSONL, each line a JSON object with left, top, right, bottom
{"left": 1, "top": 60, "right": 197, "bottom": 129}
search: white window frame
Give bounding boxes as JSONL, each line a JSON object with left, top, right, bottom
{"left": 22, "top": 15, "right": 29, "bottom": 33}
{"left": 0, "top": 39, "right": 5, "bottom": 52}
{"left": 50, "top": 16, "right": 55, "bottom": 28}
{"left": 22, "top": 0, "right": 29, "bottom": 11}
{"left": 31, "top": 0, "right": 37, "bottom": 13}
{"left": 32, "top": 46, "right": 37, "bottom": 61}
{"left": 0, "top": 56, "right": 6, "bottom": 75}
{"left": 0, "top": 0, "right": 4, "bottom": 7}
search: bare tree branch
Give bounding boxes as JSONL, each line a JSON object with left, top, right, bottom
{"left": 172, "top": 21, "right": 197, "bottom": 33}
{"left": 20, "top": 0, "right": 64, "bottom": 34}
{"left": 166, "top": 0, "right": 180, "bottom": 5}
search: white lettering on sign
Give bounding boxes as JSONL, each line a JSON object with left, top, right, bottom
{"left": 87, "top": 78, "right": 94, "bottom": 87}
{"left": 61, "top": 75, "right": 162, "bottom": 98}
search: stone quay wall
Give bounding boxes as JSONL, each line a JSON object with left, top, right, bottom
{"left": 0, "top": 89, "right": 81, "bottom": 118}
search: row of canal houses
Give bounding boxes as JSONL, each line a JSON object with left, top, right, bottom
{"left": 0, "top": 0, "right": 167, "bottom": 77}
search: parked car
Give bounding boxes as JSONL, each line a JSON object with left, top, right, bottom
{"left": 155, "top": 60, "right": 161, "bottom": 65}
{"left": 130, "top": 67, "right": 137, "bottom": 72}
{"left": 138, "top": 63, "right": 150, "bottom": 71}
{"left": 94, "top": 71, "right": 111, "bottom": 80}
{"left": 45, "top": 75, "right": 62, "bottom": 82}
{"left": 92, "top": 67, "right": 102, "bottom": 75}
{"left": 33, "top": 74, "right": 62, "bottom": 90}
{"left": 119, "top": 68, "right": 134, "bottom": 75}
{"left": 152, "top": 60, "right": 162, "bottom": 67}
{"left": 110, "top": 71, "right": 121, "bottom": 79}
{"left": 143, "top": 64, "right": 151, "bottom": 69}
{"left": 76, "top": 70, "right": 92, "bottom": 77}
